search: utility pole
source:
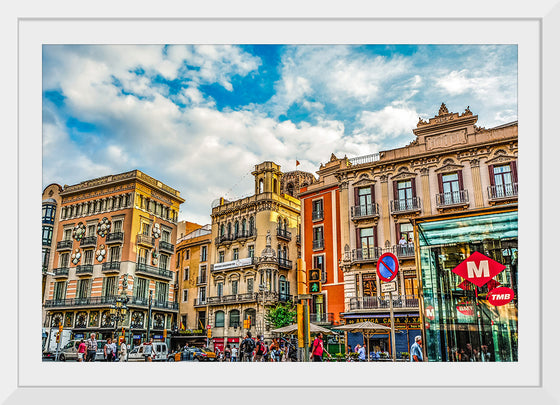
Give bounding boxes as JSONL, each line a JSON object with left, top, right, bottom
{"left": 146, "top": 289, "right": 153, "bottom": 342}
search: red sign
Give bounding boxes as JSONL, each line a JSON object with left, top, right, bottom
{"left": 377, "top": 252, "right": 399, "bottom": 282}
{"left": 487, "top": 287, "right": 515, "bottom": 306}
{"left": 486, "top": 279, "right": 501, "bottom": 291}
{"left": 457, "top": 280, "right": 473, "bottom": 290}
{"left": 452, "top": 252, "right": 506, "bottom": 287}
{"left": 456, "top": 302, "right": 474, "bottom": 316}
{"left": 425, "top": 305, "right": 435, "bottom": 320}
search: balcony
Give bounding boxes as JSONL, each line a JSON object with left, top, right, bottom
{"left": 80, "top": 236, "right": 97, "bottom": 247}
{"left": 488, "top": 183, "right": 518, "bottom": 201}
{"left": 436, "top": 190, "right": 469, "bottom": 208}
{"left": 390, "top": 197, "right": 421, "bottom": 214}
{"left": 193, "top": 298, "right": 207, "bottom": 307}
{"left": 312, "top": 239, "right": 324, "bottom": 250}
{"left": 44, "top": 295, "right": 118, "bottom": 308}
{"left": 52, "top": 267, "right": 69, "bottom": 278}
{"left": 309, "top": 312, "right": 334, "bottom": 325}
{"left": 137, "top": 234, "right": 155, "bottom": 248}
{"left": 278, "top": 257, "right": 293, "bottom": 270}
{"left": 128, "top": 296, "right": 178, "bottom": 311}
{"left": 102, "top": 261, "right": 121, "bottom": 273}
{"left": 135, "top": 262, "right": 173, "bottom": 280}
{"left": 106, "top": 232, "right": 124, "bottom": 244}
{"left": 159, "top": 240, "right": 175, "bottom": 254}
{"left": 75, "top": 264, "right": 94, "bottom": 276}
{"left": 197, "top": 275, "right": 207, "bottom": 285}
{"left": 351, "top": 247, "right": 382, "bottom": 262}
{"left": 349, "top": 295, "right": 420, "bottom": 311}
{"left": 56, "top": 240, "right": 73, "bottom": 251}
{"left": 206, "top": 292, "right": 291, "bottom": 306}
{"left": 351, "top": 203, "right": 380, "bottom": 220}
{"left": 277, "top": 228, "right": 292, "bottom": 241}
{"left": 312, "top": 210, "right": 324, "bottom": 221}
{"left": 392, "top": 244, "right": 415, "bottom": 258}
{"left": 236, "top": 229, "right": 257, "bottom": 241}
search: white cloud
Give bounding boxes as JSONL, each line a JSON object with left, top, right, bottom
{"left": 356, "top": 105, "right": 420, "bottom": 142}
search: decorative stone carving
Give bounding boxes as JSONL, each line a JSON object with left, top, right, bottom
{"left": 152, "top": 223, "right": 161, "bottom": 239}
{"left": 152, "top": 250, "right": 159, "bottom": 266}
{"left": 73, "top": 222, "right": 86, "bottom": 241}
{"left": 95, "top": 244, "right": 106, "bottom": 262}
{"left": 97, "top": 217, "right": 111, "bottom": 237}
{"left": 75, "top": 312, "right": 87, "bottom": 328}
{"left": 438, "top": 102, "right": 449, "bottom": 116}
{"left": 470, "top": 159, "right": 480, "bottom": 168}
{"left": 71, "top": 248, "right": 82, "bottom": 265}
{"left": 89, "top": 311, "right": 99, "bottom": 327}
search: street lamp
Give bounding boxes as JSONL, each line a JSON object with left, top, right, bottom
{"left": 259, "top": 283, "right": 266, "bottom": 337}
{"left": 110, "top": 287, "right": 129, "bottom": 358}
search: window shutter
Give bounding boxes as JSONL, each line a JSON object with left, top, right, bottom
{"left": 488, "top": 165, "right": 495, "bottom": 186}
{"left": 393, "top": 181, "right": 398, "bottom": 200}
{"left": 354, "top": 187, "right": 359, "bottom": 206}
{"left": 373, "top": 225, "right": 378, "bottom": 247}
{"left": 101, "top": 278, "right": 106, "bottom": 297}
{"left": 437, "top": 173, "right": 443, "bottom": 193}
{"left": 370, "top": 185, "right": 375, "bottom": 203}
{"left": 395, "top": 222, "right": 400, "bottom": 242}
{"left": 510, "top": 161, "right": 518, "bottom": 183}
{"left": 411, "top": 177, "right": 417, "bottom": 197}
{"left": 356, "top": 228, "right": 362, "bottom": 249}
{"left": 457, "top": 170, "right": 464, "bottom": 190}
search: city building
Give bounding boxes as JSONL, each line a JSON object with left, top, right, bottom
{"left": 42, "top": 170, "right": 185, "bottom": 347}
{"left": 171, "top": 223, "right": 212, "bottom": 349}
{"left": 42, "top": 184, "right": 63, "bottom": 302}
{"left": 308, "top": 103, "right": 518, "bottom": 361}
{"left": 206, "top": 161, "right": 305, "bottom": 352}
{"left": 299, "top": 155, "right": 347, "bottom": 327}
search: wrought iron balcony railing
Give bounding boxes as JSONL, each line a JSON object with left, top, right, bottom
{"left": 392, "top": 244, "right": 415, "bottom": 257}
{"left": 351, "top": 247, "right": 382, "bottom": 262}
{"left": 106, "top": 232, "right": 124, "bottom": 244}
{"left": 312, "top": 239, "right": 324, "bottom": 250}
{"left": 44, "top": 295, "right": 118, "bottom": 308}
{"left": 102, "top": 261, "right": 121, "bottom": 273}
{"left": 197, "top": 275, "right": 207, "bottom": 285}
{"left": 80, "top": 236, "right": 97, "bottom": 247}
{"left": 136, "top": 234, "right": 155, "bottom": 247}
{"left": 488, "top": 183, "right": 518, "bottom": 200}
{"left": 390, "top": 197, "right": 421, "bottom": 213}
{"left": 159, "top": 240, "right": 175, "bottom": 253}
{"left": 52, "top": 267, "right": 69, "bottom": 278}
{"left": 278, "top": 257, "right": 293, "bottom": 270}
{"left": 193, "top": 298, "right": 207, "bottom": 307}
{"left": 312, "top": 210, "right": 324, "bottom": 221}
{"left": 128, "top": 296, "right": 178, "bottom": 310}
{"left": 56, "top": 240, "right": 73, "bottom": 251}
{"left": 349, "top": 295, "right": 420, "bottom": 310}
{"left": 351, "top": 203, "right": 380, "bottom": 219}
{"left": 76, "top": 264, "right": 94, "bottom": 275}
{"left": 135, "top": 262, "right": 173, "bottom": 280}
{"left": 277, "top": 228, "right": 292, "bottom": 241}
{"left": 435, "top": 190, "right": 469, "bottom": 206}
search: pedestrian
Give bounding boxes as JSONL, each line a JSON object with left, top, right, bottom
{"left": 77, "top": 339, "right": 86, "bottom": 362}
{"left": 104, "top": 338, "right": 114, "bottom": 362}
{"left": 241, "top": 332, "right": 255, "bottom": 362}
{"left": 311, "top": 333, "right": 331, "bottom": 362}
{"left": 224, "top": 344, "right": 232, "bottom": 362}
{"left": 480, "top": 345, "right": 493, "bottom": 362}
{"left": 254, "top": 335, "right": 265, "bottom": 362}
{"left": 410, "top": 335, "right": 423, "bottom": 362}
{"left": 231, "top": 345, "right": 238, "bottom": 362}
{"left": 269, "top": 338, "right": 278, "bottom": 362}
{"left": 357, "top": 344, "right": 366, "bottom": 361}
{"left": 120, "top": 339, "right": 128, "bottom": 362}
{"left": 399, "top": 235, "right": 407, "bottom": 245}
{"left": 144, "top": 338, "right": 154, "bottom": 362}
{"left": 86, "top": 333, "right": 97, "bottom": 362}
{"left": 110, "top": 338, "right": 118, "bottom": 362}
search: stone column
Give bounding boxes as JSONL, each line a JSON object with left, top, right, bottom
{"left": 420, "top": 168, "right": 432, "bottom": 216}
{"left": 470, "top": 159, "right": 484, "bottom": 208}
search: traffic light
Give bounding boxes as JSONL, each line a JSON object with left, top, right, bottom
{"left": 56, "top": 332, "right": 60, "bottom": 343}
{"left": 58, "top": 322, "right": 63, "bottom": 333}
{"left": 207, "top": 328, "right": 212, "bottom": 339}
{"left": 163, "top": 329, "right": 167, "bottom": 338}
{"left": 308, "top": 268, "right": 321, "bottom": 294}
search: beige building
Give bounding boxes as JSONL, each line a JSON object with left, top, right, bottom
{"left": 205, "top": 161, "right": 302, "bottom": 351}
{"left": 42, "top": 170, "right": 185, "bottom": 346}
{"left": 42, "top": 184, "right": 63, "bottom": 301}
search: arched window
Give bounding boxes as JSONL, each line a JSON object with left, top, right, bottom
{"left": 287, "top": 183, "right": 295, "bottom": 196}
{"left": 241, "top": 219, "right": 247, "bottom": 235}
{"left": 234, "top": 221, "right": 239, "bottom": 237}
{"left": 220, "top": 224, "right": 225, "bottom": 237}
{"left": 229, "top": 310, "right": 240, "bottom": 328}
{"left": 227, "top": 222, "right": 232, "bottom": 237}
{"left": 215, "top": 311, "right": 225, "bottom": 328}
{"left": 277, "top": 217, "right": 282, "bottom": 232}
{"left": 249, "top": 217, "right": 255, "bottom": 235}
{"left": 284, "top": 218, "right": 288, "bottom": 231}
{"left": 273, "top": 178, "right": 278, "bottom": 194}
{"left": 259, "top": 179, "right": 264, "bottom": 193}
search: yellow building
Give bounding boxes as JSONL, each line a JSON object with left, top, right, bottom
{"left": 42, "top": 170, "right": 185, "bottom": 347}
{"left": 206, "top": 161, "right": 302, "bottom": 352}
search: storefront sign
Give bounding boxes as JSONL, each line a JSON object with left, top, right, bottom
{"left": 213, "top": 257, "right": 253, "bottom": 271}
{"left": 381, "top": 281, "right": 397, "bottom": 293}
{"left": 456, "top": 302, "right": 474, "bottom": 316}
{"left": 452, "top": 251, "right": 506, "bottom": 287}
{"left": 425, "top": 306, "right": 435, "bottom": 320}
{"left": 487, "top": 287, "right": 515, "bottom": 306}
{"left": 377, "top": 252, "right": 399, "bottom": 282}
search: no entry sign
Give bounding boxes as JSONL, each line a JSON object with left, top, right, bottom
{"left": 377, "top": 252, "right": 399, "bottom": 282}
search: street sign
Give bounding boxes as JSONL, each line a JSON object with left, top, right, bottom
{"left": 377, "top": 252, "right": 399, "bottom": 282}
{"left": 425, "top": 305, "right": 435, "bottom": 321}
{"left": 487, "top": 287, "right": 515, "bottom": 306}
{"left": 206, "top": 324, "right": 211, "bottom": 329}
{"left": 381, "top": 281, "right": 397, "bottom": 293}
{"left": 452, "top": 251, "right": 506, "bottom": 287}
{"left": 456, "top": 301, "right": 474, "bottom": 316}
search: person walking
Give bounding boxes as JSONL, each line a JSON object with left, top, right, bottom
{"left": 104, "top": 338, "right": 114, "bottom": 362}
{"left": 357, "top": 344, "right": 366, "bottom": 361}
{"left": 311, "top": 333, "right": 331, "bottom": 362}
{"left": 254, "top": 335, "right": 265, "bottom": 362}
{"left": 410, "top": 335, "right": 423, "bottom": 362}
{"left": 110, "top": 338, "right": 118, "bottom": 362}
{"left": 77, "top": 339, "right": 87, "bottom": 362}
{"left": 86, "top": 333, "right": 97, "bottom": 362}
{"left": 241, "top": 332, "right": 255, "bottom": 362}
{"left": 231, "top": 345, "right": 238, "bottom": 362}
{"left": 120, "top": 340, "right": 128, "bottom": 362}
{"left": 224, "top": 344, "right": 232, "bottom": 362}
{"left": 144, "top": 338, "right": 154, "bottom": 362}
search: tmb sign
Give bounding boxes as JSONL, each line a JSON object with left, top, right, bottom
{"left": 452, "top": 251, "right": 506, "bottom": 287}
{"left": 487, "top": 287, "right": 515, "bottom": 306}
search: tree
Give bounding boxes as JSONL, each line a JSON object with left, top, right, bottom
{"left": 265, "top": 302, "right": 296, "bottom": 329}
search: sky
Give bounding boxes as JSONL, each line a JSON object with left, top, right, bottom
{"left": 42, "top": 44, "right": 517, "bottom": 225}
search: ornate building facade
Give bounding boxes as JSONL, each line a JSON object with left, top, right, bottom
{"left": 206, "top": 161, "right": 303, "bottom": 351}
{"left": 42, "top": 170, "right": 185, "bottom": 346}
{"left": 42, "top": 184, "right": 63, "bottom": 302}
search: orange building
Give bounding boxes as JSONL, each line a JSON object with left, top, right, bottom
{"left": 299, "top": 154, "right": 347, "bottom": 326}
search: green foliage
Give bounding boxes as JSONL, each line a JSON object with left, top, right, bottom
{"left": 265, "top": 302, "right": 296, "bottom": 329}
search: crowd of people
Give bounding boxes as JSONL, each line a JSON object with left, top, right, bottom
{"left": 214, "top": 331, "right": 299, "bottom": 362}
{"left": 75, "top": 332, "right": 130, "bottom": 362}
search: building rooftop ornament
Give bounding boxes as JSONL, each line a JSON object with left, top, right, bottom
{"left": 259, "top": 230, "right": 277, "bottom": 262}
{"left": 438, "top": 102, "right": 449, "bottom": 116}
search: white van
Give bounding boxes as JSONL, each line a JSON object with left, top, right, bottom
{"left": 58, "top": 339, "right": 105, "bottom": 361}
{"left": 127, "top": 342, "right": 168, "bottom": 362}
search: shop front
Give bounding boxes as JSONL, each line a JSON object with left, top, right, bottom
{"left": 415, "top": 209, "right": 518, "bottom": 362}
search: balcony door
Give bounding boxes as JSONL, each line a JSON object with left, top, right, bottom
{"left": 438, "top": 172, "right": 463, "bottom": 204}
{"left": 355, "top": 186, "right": 374, "bottom": 216}
{"left": 396, "top": 180, "right": 414, "bottom": 210}
{"left": 490, "top": 163, "right": 517, "bottom": 197}
{"left": 357, "top": 227, "right": 376, "bottom": 260}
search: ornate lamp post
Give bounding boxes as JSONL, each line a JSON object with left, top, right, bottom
{"left": 110, "top": 278, "right": 129, "bottom": 357}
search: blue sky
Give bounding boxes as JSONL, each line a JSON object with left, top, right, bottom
{"left": 42, "top": 44, "right": 517, "bottom": 225}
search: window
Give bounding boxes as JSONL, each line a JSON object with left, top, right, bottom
{"left": 404, "top": 276, "right": 418, "bottom": 298}
{"left": 200, "top": 246, "right": 206, "bottom": 262}
{"left": 227, "top": 223, "right": 232, "bottom": 237}
{"left": 159, "top": 254, "right": 169, "bottom": 270}
{"left": 489, "top": 163, "right": 518, "bottom": 197}
{"left": 313, "top": 255, "right": 326, "bottom": 283}
{"left": 198, "top": 287, "right": 206, "bottom": 303}
{"left": 234, "top": 221, "right": 239, "bottom": 237}
{"left": 437, "top": 172, "right": 463, "bottom": 204}
{"left": 249, "top": 217, "right": 255, "bottom": 234}
{"left": 313, "top": 226, "right": 324, "bottom": 249}
{"left": 198, "top": 311, "right": 206, "bottom": 329}
{"left": 113, "top": 219, "right": 123, "bottom": 233}
{"left": 176, "top": 251, "right": 182, "bottom": 268}
{"left": 142, "top": 223, "right": 150, "bottom": 236}
{"left": 109, "top": 246, "right": 120, "bottom": 263}
{"left": 181, "top": 315, "right": 187, "bottom": 329}
{"left": 42, "top": 248, "right": 50, "bottom": 269}
{"left": 355, "top": 186, "right": 375, "bottom": 216}
{"left": 247, "top": 278, "right": 254, "bottom": 294}
{"left": 356, "top": 227, "right": 376, "bottom": 260}
{"left": 63, "top": 229, "right": 72, "bottom": 241}
{"left": 232, "top": 280, "right": 238, "bottom": 295}
{"left": 218, "top": 251, "right": 225, "bottom": 263}
{"left": 241, "top": 219, "right": 247, "bottom": 235}
{"left": 398, "top": 223, "right": 413, "bottom": 244}
{"left": 183, "top": 289, "right": 189, "bottom": 302}
{"left": 87, "top": 225, "right": 96, "bottom": 237}
{"left": 133, "top": 278, "right": 149, "bottom": 299}
{"left": 312, "top": 199, "right": 324, "bottom": 220}
{"left": 259, "top": 179, "right": 264, "bottom": 193}
{"left": 59, "top": 252, "right": 70, "bottom": 268}
{"left": 393, "top": 179, "right": 416, "bottom": 211}
{"left": 53, "top": 281, "right": 67, "bottom": 300}
{"left": 155, "top": 282, "right": 168, "bottom": 303}
{"left": 215, "top": 311, "right": 225, "bottom": 327}
{"left": 102, "top": 276, "right": 117, "bottom": 297}
{"left": 217, "top": 282, "right": 223, "bottom": 297}
{"left": 76, "top": 279, "right": 91, "bottom": 299}
{"left": 42, "top": 226, "right": 53, "bottom": 246}
{"left": 233, "top": 248, "right": 239, "bottom": 260}
{"left": 138, "top": 248, "right": 149, "bottom": 264}
{"left": 184, "top": 267, "right": 190, "bottom": 281}
{"left": 229, "top": 310, "right": 240, "bottom": 328}
{"left": 84, "top": 249, "right": 94, "bottom": 265}
{"left": 199, "top": 265, "right": 206, "bottom": 283}
{"left": 162, "top": 230, "right": 170, "bottom": 243}
{"left": 42, "top": 204, "right": 56, "bottom": 224}
{"left": 362, "top": 273, "right": 377, "bottom": 297}
{"left": 220, "top": 224, "right": 225, "bottom": 237}
{"left": 248, "top": 245, "right": 255, "bottom": 258}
